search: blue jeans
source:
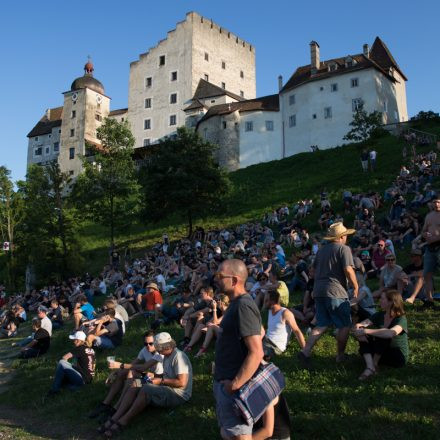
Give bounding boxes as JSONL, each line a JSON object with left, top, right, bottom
{"left": 51, "top": 359, "right": 85, "bottom": 392}
{"left": 288, "top": 276, "right": 306, "bottom": 293}
{"left": 17, "top": 335, "right": 33, "bottom": 347}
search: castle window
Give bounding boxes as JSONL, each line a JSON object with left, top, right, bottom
{"left": 351, "top": 78, "right": 359, "bottom": 88}
{"left": 352, "top": 98, "right": 363, "bottom": 111}
{"left": 144, "top": 119, "right": 151, "bottom": 130}
{"left": 313, "top": 114, "right": 317, "bottom": 119}
{"left": 289, "top": 94, "right": 296, "bottom": 105}
{"left": 34, "top": 147, "right": 42, "bottom": 156}
{"left": 222, "top": 121, "right": 227, "bottom": 129}
{"left": 53, "top": 142, "right": 59, "bottom": 152}
{"left": 289, "top": 115, "right": 296, "bottom": 127}
{"left": 331, "top": 83, "right": 338, "bottom": 92}
{"left": 204, "top": 74, "right": 209, "bottom": 81}
{"left": 171, "top": 71, "right": 177, "bottom": 81}
{"left": 240, "top": 70, "right": 244, "bottom": 79}
{"left": 69, "top": 147, "right": 75, "bottom": 160}
{"left": 35, "top": 137, "right": 39, "bottom": 142}
{"left": 45, "top": 147, "right": 50, "bottom": 155}
{"left": 159, "top": 55, "right": 166, "bottom": 66}
{"left": 70, "top": 129, "right": 75, "bottom": 137}
{"left": 266, "top": 120, "right": 274, "bottom": 131}
{"left": 222, "top": 61, "right": 226, "bottom": 69}
{"left": 145, "top": 77, "right": 152, "bottom": 88}
{"left": 204, "top": 52, "right": 209, "bottom": 61}
{"left": 145, "top": 98, "right": 152, "bottom": 109}
{"left": 170, "top": 93, "right": 177, "bottom": 104}
{"left": 221, "top": 82, "right": 226, "bottom": 89}
{"left": 143, "top": 138, "right": 151, "bottom": 147}
{"left": 324, "top": 107, "right": 332, "bottom": 119}
{"left": 240, "top": 91, "right": 244, "bottom": 98}
{"left": 170, "top": 115, "right": 177, "bottom": 126}
{"left": 95, "top": 114, "right": 102, "bottom": 122}
{"left": 71, "top": 110, "right": 76, "bottom": 118}
{"left": 245, "top": 121, "right": 253, "bottom": 132}
{"left": 69, "top": 170, "right": 74, "bottom": 176}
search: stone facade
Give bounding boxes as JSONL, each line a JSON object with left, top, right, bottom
{"left": 128, "top": 11, "right": 256, "bottom": 148}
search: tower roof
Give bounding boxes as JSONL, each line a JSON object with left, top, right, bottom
{"left": 71, "top": 58, "right": 105, "bottom": 94}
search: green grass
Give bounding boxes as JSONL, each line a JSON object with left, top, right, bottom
{"left": 1, "top": 121, "right": 440, "bottom": 439}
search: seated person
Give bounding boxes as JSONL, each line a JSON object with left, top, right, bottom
{"left": 86, "top": 309, "right": 123, "bottom": 350}
{"left": 19, "top": 317, "right": 51, "bottom": 359}
{"left": 140, "top": 282, "right": 163, "bottom": 319}
{"left": 102, "top": 299, "right": 128, "bottom": 335}
{"left": 291, "top": 268, "right": 315, "bottom": 327}
{"left": 349, "top": 271, "right": 376, "bottom": 322}
{"left": 73, "top": 295, "right": 95, "bottom": 330}
{"left": 263, "top": 290, "right": 305, "bottom": 360}
{"left": 185, "top": 294, "right": 229, "bottom": 354}
{"left": 255, "top": 271, "right": 289, "bottom": 309}
{"left": 89, "top": 331, "right": 163, "bottom": 420}
{"left": 154, "top": 289, "right": 195, "bottom": 328}
{"left": 101, "top": 332, "right": 192, "bottom": 437}
{"left": 118, "top": 285, "right": 142, "bottom": 317}
{"left": 372, "top": 254, "right": 405, "bottom": 299}
{"left": 180, "top": 286, "right": 214, "bottom": 348}
{"left": 48, "top": 299, "right": 64, "bottom": 329}
{"left": 0, "top": 311, "right": 19, "bottom": 339}
{"left": 353, "top": 290, "right": 409, "bottom": 380}
{"left": 47, "top": 331, "right": 96, "bottom": 395}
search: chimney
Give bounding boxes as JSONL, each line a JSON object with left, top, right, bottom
{"left": 278, "top": 75, "right": 283, "bottom": 91}
{"left": 46, "top": 108, "right": 51, "bottom": 120}
{"left": 310, "top": 41, "right": 320, "bottom": 74}
{"left": 363, "top": 44, "right": 370, "bottom": 58}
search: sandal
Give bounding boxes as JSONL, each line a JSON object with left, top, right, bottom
{"left": 195, "top": 347, "right": 207, "bottom": 357}
{"left": 358, "top": 367, "right": 376, "bottom": 381}
{"left": 103, "top": 421, "right": 125, "bottom": 438}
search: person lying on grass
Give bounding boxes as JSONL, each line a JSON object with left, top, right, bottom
{"left": 89, "top": 330, "right": 163, "bottom": 421}
{"left": 46, "top": 331, "right": 95, "bottom": 396}
{"left": 352, "top": 289, "right": 409, "bottom": 381}
{"left": 99, "top": 332, "right": 192, "bottom": 438}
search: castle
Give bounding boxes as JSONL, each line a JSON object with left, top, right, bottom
{"left": 27, "top": 11, "right": 408, "bottom": 174}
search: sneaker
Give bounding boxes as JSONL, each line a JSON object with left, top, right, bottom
{"left": 88, "top": 403, "right": 111, "bottom": 419}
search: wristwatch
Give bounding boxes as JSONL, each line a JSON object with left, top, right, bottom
{"left": 120, "top": 363, "right": 125, "bottom": 369}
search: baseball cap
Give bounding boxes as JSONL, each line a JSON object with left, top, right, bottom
{"left": 69, "top": 331, "right": 86, "bottom": 341}
{"left": 154, "top": 332, "right": 173, "bottom": 346}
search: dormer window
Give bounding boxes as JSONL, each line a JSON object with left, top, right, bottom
{"left": 328, "top": 62, "right": 338, "bottom": 72}
{"left": 345, "top": 56, "right": 357, "bottom": 68}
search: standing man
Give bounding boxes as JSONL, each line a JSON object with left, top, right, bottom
{"left": 213, "top": 259, "right": 264, "bottom": 439}
{"left": 298, "top": 222, "right": 358, "bottom": 367}
{"left": 360, "top": 149, "right": 369, "bottom": 172}
{"left": 369, "top": 149, "right": 377, "bottom": 171}
{"left": 422, "top": 198, "right": 440, "bottom": 307}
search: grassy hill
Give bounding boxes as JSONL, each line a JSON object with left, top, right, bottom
{"left": 1, "top": 119, "right": 440, "bottom": 439}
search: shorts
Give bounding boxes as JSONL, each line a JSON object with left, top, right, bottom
{"left": 315, "top": 297, "right": 352, "bottom": 329}
{"left": 424, "top": 247, "right": 440, "bottom": 274}
{"left": 263, "top": 337, "right": 284, "bottom": 358}
{"left": 94, "top": 336, "right": 115, "bottom": 349}
{"left": 141, "top": 383, "right": 186, "bottom": 408}
{"left": 213, "top": 380, "right": 253, "bottom": 437}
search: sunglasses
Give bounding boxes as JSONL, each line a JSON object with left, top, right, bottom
{"left": 386, "top": 258, "right": 396, "bottom": 262}
{"left": 144, "top": 342, "right": 155, "bottom": 346}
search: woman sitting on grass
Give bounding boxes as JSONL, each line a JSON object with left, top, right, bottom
{"left": 353, "top": 289, "right": 409, "bottom": 381}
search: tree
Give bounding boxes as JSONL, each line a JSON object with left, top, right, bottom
{"left": 0, "top": 166, "right": 25, "bottom": 289}
{"left": 139, "top": 126, "right": 232, "bottom": 236}
{"left": 72, "top": 118, "right": 140, "bottom": 249}
{"left": 344, "top": 101, "right": 383, "bottom": 144}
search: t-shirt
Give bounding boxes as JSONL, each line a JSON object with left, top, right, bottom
{"left": 214, "top": 293, "right": 262, "bottom": 381}
{"left": 370, "top": 312, "right": 409, "bottom": 363}
{"left": 137, "top": 347, "right": 164, "bottom": 375}
{"left": 163, "top": 348, "right": 193, "bottom": 401}
{"left": 144, "top": 290, "right": 163, "bottom": 311}
{"left": 33, "top": 328, "right": 50, "bottom": 354}
{"left": 50, "top": 306, "right": 63, "bottom": 323}
{"left": 313, "top": 242, "right": 354, "bottom": 299}
{"left": 116, "top": 304, "right": 129, "bottom": 323}
{"left": 80, "top": 303, "right": 95, "bottom": 320}
{"left": 381, "top": 265, "right": 403, "bottom": 288}
{"left": 72, "top": 345, "right": 96, "bottom": 383}
{"left": 41, "top": 316, "right": 53, "bottom": 336}
{"left": 104, "top": 319, "right": 123, "bottom": 346}
{"left": 277, "top": 281, "right": 289, "bottom": 307}
{"left": 403, "top": 263, "right": 423, "bottom": 279}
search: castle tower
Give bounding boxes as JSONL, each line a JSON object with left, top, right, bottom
{"left": 58, "top": 59, "right": 110, "bottom": 177}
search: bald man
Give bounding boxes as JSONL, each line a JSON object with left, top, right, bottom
{"left": 213, "top": 259, "right": 264, "bottom": 439}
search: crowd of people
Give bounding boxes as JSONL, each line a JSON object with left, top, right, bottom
{"left": 1, "top": 139, "right": 439, "bottom": 439}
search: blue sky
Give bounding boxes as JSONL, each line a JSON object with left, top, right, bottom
{"left": 1, "top": 0, "right": 439, "bottom": 181}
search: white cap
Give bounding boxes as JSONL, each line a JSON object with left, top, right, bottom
{"left": 154, "top": 332, "right": 172, "bottom": 345}
{"left": 69, "top": 331, "right": 86, "bottom": 341}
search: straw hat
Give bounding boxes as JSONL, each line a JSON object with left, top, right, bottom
{"left": 324, "top": 222, "right": 356, "bottom": 241}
